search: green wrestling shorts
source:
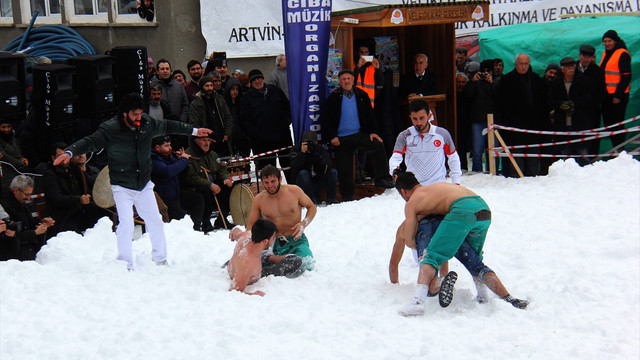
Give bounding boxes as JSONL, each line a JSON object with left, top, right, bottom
{"left": 273, "top": 233, "right": 315, "bottom": 270}
{"left": 420, "top": 196, "right": 491, "bottom": 270}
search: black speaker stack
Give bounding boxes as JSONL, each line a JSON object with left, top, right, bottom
{"left": 32, "top": 63, "right": 77, "bottom": 131}
{"left": 1, "top": 46, "right": 149, "bottom": 140}
{"left": 108, "top": 46, "right": 150, "bottom": 104}
{"left": 0, "top": 53, "right": 26, "bottom": 127}
{"left": 72, "top": 54, "right": 117, "bottom": 136}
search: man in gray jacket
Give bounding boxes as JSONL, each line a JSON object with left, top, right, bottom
{"left": 152, "top": 58, "right": 190, "bottom": 148}
{"left": 267, "top": 54, "right": 289, "bottom": 99}
{"left": 189, "top": 76, "right": 233, "bottom": 157}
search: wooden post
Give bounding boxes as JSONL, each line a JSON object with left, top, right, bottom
{"left": 487, "top": 113, "right": 524, "bottom": 178}
{"left": 487, "top": 114, "right": 496, "bottom": 175}
{"left": 494, "top": 130, "right": 524, "bottom": 178}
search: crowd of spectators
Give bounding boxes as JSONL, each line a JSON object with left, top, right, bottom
{"left": 0, "top": 29, "right": 630, "bottom": 261}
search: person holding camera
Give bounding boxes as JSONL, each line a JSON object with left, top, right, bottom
{"left": 461, "top": 60, "right": 498, "bottom": 172}
{"left": 291, "top": 130, "right": 338, "bottom": 205}
{"left": 0, "top": 175, "right": 55, "bottom": 261}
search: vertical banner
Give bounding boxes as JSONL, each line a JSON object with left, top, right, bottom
{"left": 282, "top": 0, "right": 332, "bottom": 144}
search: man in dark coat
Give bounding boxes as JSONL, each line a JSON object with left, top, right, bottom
{"left": 497, "top": 53, "right": 546, "bottom": 177}
{"left": 43, "top": 142, "right": 110, "bottom": 235}
{"left": 577, "top": 44, "right": 606, "bottom": 156}
{"left": 188, "top": 76, "right": 233, "bottom": 157}
{"left": 398, "top": 53, "right": 438, "bottom": 100}
{"left": 240, "top": 69, "right": 293, "bottom": 183}
{"left": 0, "top": 175, "right": 55, "bottom": 261}
{"left": 547, "top": 57, "right": 592, "bottom": 166}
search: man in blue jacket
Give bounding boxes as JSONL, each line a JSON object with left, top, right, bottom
{"left": 150, "top": 136, "right": 204, "bottom": 231}
{"left": 53, "top": 94, "right": 212, "bottom": 270}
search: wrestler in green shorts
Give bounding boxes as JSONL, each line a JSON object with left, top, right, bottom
{"left": 420, "top": 196, "right": 491, "bottom": 270}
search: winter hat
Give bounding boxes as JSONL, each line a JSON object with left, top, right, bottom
{"left": 248, "top": 69, "right": 264, "bottom": 82}
{"left": 545, "top": 63, "right": 560, "bottom": 73}
{"left": 301, "top": 130, "right": 317, "bottom": 143}
{"left": 338, "top": 69, "right": 354, "bottom": 78}
{"left": 199, "top": 76, "right": 214, "bottom": 90}
{"left": 560, "top": 57, "right": 576, "bottom": 66}
{"left": 579, "top": 45, "right": 596, "bottom": 56}
{"left": 602, "top": 30, "right": 620, "bottom": 42}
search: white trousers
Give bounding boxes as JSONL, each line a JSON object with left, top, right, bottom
{"left": 112, "top": 181, "right": 166, "bottom": 269}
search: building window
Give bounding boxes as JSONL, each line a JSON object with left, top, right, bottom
{"left": 12, "top": 0, "right": 155, "bottom": 25}
{"left": 1, "top": 0, "right": 12, "bottom": 17}
{"left": 118, "top": 0, "right": 137, "bottom": 15}
{"left": 30, "top": 0, "right": 61, "bottom": 16}
{"left": 74, "top": 0, "right": 107, "bottom": 15}
{"left": 0, "top": 0, "right": 12, "bottom": 24}
{"left": 20, "top": 0, "right": 62, "bottom": 24}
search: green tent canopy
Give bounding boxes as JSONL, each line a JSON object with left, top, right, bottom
{"left": 479, "top": 16, "right": 639, "bottom": 121}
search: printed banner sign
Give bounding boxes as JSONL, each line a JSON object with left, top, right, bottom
{"left": 200, "top": 0, "right": 639, "bottom": 57}
{"left": 282, "top": 0, "right": 332, "bottom": 144}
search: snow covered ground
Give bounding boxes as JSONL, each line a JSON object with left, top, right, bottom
{"left": 1, "top": 154, "right": 639, "bottom": 359}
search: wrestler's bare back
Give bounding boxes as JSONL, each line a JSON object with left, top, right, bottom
{"left": 251, "top": 184, "right": 309, "bottom": 237}
{"left": 407, "top": 182, "right": 477, "bottom": 217}
{"left": 227, "top": 232, "right": 262, "bottom": 287}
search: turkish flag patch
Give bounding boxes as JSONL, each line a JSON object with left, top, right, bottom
{"left": 433, "top": 139, "right": 442, "bottom": 147}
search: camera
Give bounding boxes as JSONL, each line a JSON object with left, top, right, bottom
{"left": 2, "top": 218, "right": 24, "bottom": 232}
{"left": 304, "top": 141, "right": 315, "bottom": 150}
{"left": 479, "top": 72, "right": 487, "bottom": 80}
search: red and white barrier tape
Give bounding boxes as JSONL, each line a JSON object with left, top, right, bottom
{"left": 229, "top": 166, "right": 292, "bottom": 182}
{"left": 223, "top": 145, "right": 294, "bottom": 164}
{"left": 489, "top": 115, "right": 639, "bottom": 136}
{"left": 491, "top": 151, "right": 640, "bottom": 158}
{"left": 493, "top": 126, "right": 640, "bottom": 151}
{"left": 229, "top": 173, "right": 252, "bottom": 182}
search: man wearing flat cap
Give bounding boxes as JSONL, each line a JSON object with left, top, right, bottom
{"left": 578, "top": 44, "right": 606, "bottom": 156}
{"left": 188, "top": 75, "right": 233, "bottom": 157}
{"left": 497, "top": 53, "right": 545, "bottom": 177}
{"left": 320, "top": 69, "right": 394, "bottom": 201}
{"left": 547, "top": 57, "right": 591, "bottom": 166}
{"left": 599, "top": 29, "right": 632, "bottom": 149}
{"left": 240, "top": 69, "right": 293, "bottom": 183}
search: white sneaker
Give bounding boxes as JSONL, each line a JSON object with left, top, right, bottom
{"left": 398, "top": 297, "right": 426, "bottom": 316}
{"left": 154, "top": 259, "right": 169, "bottom": 266}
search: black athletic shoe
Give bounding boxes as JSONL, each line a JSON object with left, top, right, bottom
{"left": 503, "top": 294, "right": 529, "bottom": 309}
{"left": 375, "top": 177, "right": 395, "bottom": 189}
{"left": 202, "top": 221, "right": 214, "bottom": 234}
{"left": 439, "top": 271, "right": 458, "bottom": 308}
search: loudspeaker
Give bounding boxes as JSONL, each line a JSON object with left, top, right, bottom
{"left": 109, "top": 46, "right": 149, "bottom": 103}
{"left": 72, "top": 54, "right": 116, "bottom": 118}
{"left": 32, "top": 64, "right": 77, "bottom": 130}
{"left": 0, "top": 53, "right": 26, "bottom": 124}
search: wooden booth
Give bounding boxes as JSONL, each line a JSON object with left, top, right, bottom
{"left": 331, "top": 1, "right": 490, "bottom": 143}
